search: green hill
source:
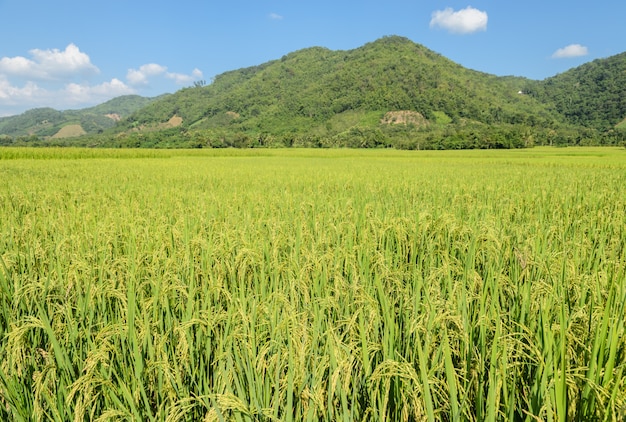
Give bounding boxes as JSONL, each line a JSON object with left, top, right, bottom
{"left": 0, "top": 95, "right": 163, "bottom": 139}
{"left": 4, "top": 36, "right": 626, "bottom": 148}
{"left": 108, "top": 36, "right": 561, "bottom": 148}
{"left": 528, "top": 52, "right": 626, "bottom": 131}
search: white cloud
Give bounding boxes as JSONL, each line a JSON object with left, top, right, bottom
{"left": 0, "top": 44, "right": 99, "bottom": 80}
{"left": 126, "top": 63, "right": 168, "bottom": 85}
{"left": 0, "top": 44, "right": 204, "bottom": 116}
{"left": 0, "top": 75, "right": 134, "bottom": 115}
{"left": 127, "top": 63, "right": 204, "bottom": 86}
{"left": 63, "top": 79, "right": 135, "bottom": 104}
{"left": 166, "top": 68, "right": 204, "bottom": 85}
{"left": 430, "top": 6, "right": 488, "bottom": 34}
{"left": 0, "top": 56, "right": 34, "bottom": 76}
{"left": 269, "top": 13, "right": 283, "bottom": 20}
{"left": 552, "top": 44, "right": 589, "bottom": 59}
{"left": 0, "top": 76, "right": 43, "bottom": 102}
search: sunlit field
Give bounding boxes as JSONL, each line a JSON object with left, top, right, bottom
{"left": 1, "top": 147, "right": 625, "bottom": 421}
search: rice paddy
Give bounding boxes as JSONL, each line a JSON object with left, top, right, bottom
{"left": 0, "top": 147, "right": 625, "bottom": 421}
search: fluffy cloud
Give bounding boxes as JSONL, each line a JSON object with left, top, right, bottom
{"left": 64, "top": 79, "right": 135, "bottom": 104}
{"left": 0, "top": 44, "right": 99, "bottom": 80}
{"left": 126, "top": 63, "right": 168, "bottom": 85}
{"left": 430, "top": 6, "right": 488, "bottom": 34}
{"left": 166, "top": 68, "right": 204, "bottom": 85}
{"left": 0, "top": 76, "right": 43, "bottom": 102}
{"left": 0, "top": 56, "right": 33, "bottom": 76}
{"left": 552, "top": 44, "right": 589, "bottom": 59}
{"left": 127, "top": 64, "right": 203, "bottom": 86}
{"left": 0, "top": 44, "right": 204, "bottom": 116}
{"left": 0, "top": 75, "right": 134, "bottom": 115}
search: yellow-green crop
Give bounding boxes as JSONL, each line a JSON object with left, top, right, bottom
{"left": 0, "top": 147, "right": 625, "bottom": 421}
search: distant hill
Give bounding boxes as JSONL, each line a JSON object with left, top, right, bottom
{"left": 3, "top": 36, "right": 625, "bottom": 148}
{"left": 0, "top": 95, "right": 164, "bottom": 138}
{"left": 527, "top": 52, "right": 626, "bottom": 131}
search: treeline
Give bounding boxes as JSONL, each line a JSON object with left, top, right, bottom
{"left": 5, "top": 122, "right": 624, "bottom": 150}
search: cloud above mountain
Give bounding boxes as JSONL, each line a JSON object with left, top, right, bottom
{"left": 0, "top": 44, "right": 99, "bottom": 80}
{"left": 430, "top": 7, "right": 488, "bottom": 34}
{"left": 552, "top": 44, "right": 589, "bottom": 59}
{"left": 127, "top": 64, "right": 203, "bottom": 86}
{"left": 0, "top": 73, "right": 134, "bottom": 116}
{"left": 0, "top": 44, "right": 203, "bottom": 116}
{"left": 127, "top": 64, "right": 168, "bottom": 86}
{"left": 166, "top": 68, "right": 204, "bottom": 85}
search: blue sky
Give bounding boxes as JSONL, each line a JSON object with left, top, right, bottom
{"left": 1, "top": 0, "right": 624, "bottom": 116}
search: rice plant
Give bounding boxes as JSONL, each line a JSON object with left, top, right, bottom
{"left": 0, "top": 147, "right": 624, "bottom": 421}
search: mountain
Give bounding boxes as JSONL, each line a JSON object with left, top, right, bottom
{"left": 3, "top": 36, "right": 626, "bottom": 148}
{"left": 0, "top": 95, "right": 164, "bottom": 139}
{"left": 527, "top": 52, "right": 626, "bottom": 131}
{"left": 99, "top": 36, "right": 570, "bottom": 148}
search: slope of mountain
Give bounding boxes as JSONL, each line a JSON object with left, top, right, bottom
{"left": 528, "top": 52, "right": 626, "bottom": 131}
{"left": 117, "top": 36, "right": 560, "bottom": 138}
{"left": 3, "top": 36, "right": 625, "bottom": 148}
{"left": 0, "top": 95, "right": 164, "bottom": 138}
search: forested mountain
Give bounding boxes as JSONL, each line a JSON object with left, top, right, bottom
{"left": 0, "top": 95, "right": 162, "bottom": 139}
{"left": 124, "top": 37, "right": 551, "bottom": 128}
{"left": 3, "top": 36, "right": 625, "bottom": 149}
{"left": 527, "top": 52, "right": 626, "bottom": 131}
{"left": 107, "top": 36, "right": 561, "bottom": 148}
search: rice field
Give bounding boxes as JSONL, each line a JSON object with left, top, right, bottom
{"left": 0, "top": 147, "right": 625, "bottom": 421}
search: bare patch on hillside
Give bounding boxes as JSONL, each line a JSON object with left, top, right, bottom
{"left": 137, "top": 115, "right": 184, "bottom": 131}
{"left": 128, "top": 115, "right": 184, "bottom": 134}
{"left": 381, "top": 111, "right": 429, "bottom": 127}
{"left": 158, "top": 115, "right": 183, "bottom": 129}
{"left": 106, "top": 113, "right": 121, "bottom": 121}
{"left": 52, "top": 124, "right": 86, "bottom": 139}
{"left": 226, "top": 111, "right": 240, "bottom": 119}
